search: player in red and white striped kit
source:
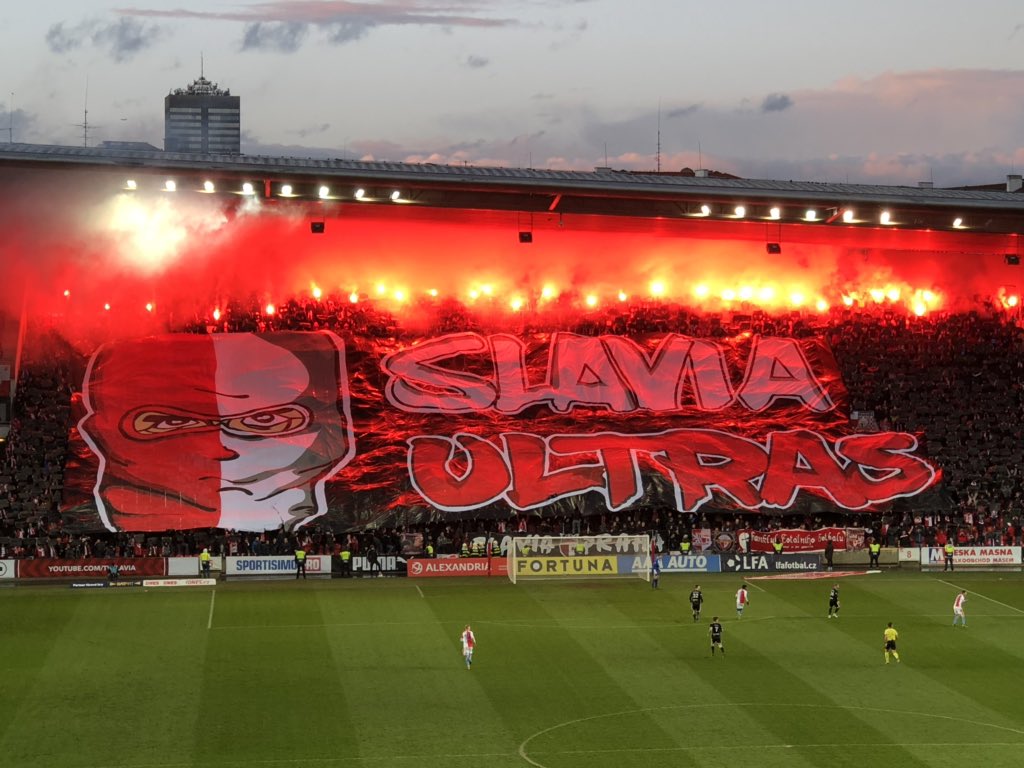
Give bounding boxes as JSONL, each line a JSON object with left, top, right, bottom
{"left": 460, "top": 625, "right": 476, "bottom": 669}
{"left": 736, "top": 584, "right": 749, "bottom": 619}
{"left": 953, "top": 590, "right": 967, "bottom": 627}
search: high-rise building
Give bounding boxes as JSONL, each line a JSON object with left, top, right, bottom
{"left": 164, "top": 74, "right": 240, "bottom": 154}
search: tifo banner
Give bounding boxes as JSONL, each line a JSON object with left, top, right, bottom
{"left": 17, "top": 558, "right": 167, "bottom": 579}
{"left": 737, "top": 527, "right": 851, "bottom": 553}
{"left": 226, "top": 555, "right": 332, "bottom": 576}
{"left": 921, "top": 547, "right": 1021, "bottom": 567}
{"left": 63, "top": 331, "right": 941, "bottom": 532}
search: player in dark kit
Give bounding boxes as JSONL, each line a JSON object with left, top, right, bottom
{"left": 709, "top": 617, "right": 724, "bottom": 656}
{"left": 690, "top": 585, "right": 704, "bottom": 622}
{"left": 827, "top": 584, "right": 840, "bottom": 618}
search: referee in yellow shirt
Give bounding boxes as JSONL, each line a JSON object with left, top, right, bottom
{"left": 883, "top": 622, "right": 901, "bottom": 664}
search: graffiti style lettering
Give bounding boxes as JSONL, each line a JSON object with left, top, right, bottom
{"left": 382, "top": 333, "right": 836, "bottom": 416}
{"left": 407, "top": 428, "right": 937, "bottom": 514}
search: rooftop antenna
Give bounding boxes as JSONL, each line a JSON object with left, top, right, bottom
{"left": 656, "top": 99, "right": 661, "bottom": 173}
{"left": 201, "top": 52, "right": 204, "bottom": 79}
{"left": 73, "top": 76, "right": 92, "bottom": 147}
{"left": 697, "top": 139, "right": 703, "bottom": 171}
{"left": 8, "top": 92, "right": 12, "bottom": 143}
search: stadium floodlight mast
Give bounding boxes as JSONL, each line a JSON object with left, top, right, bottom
{"left": 507, "top": 534, "right": 652, "bottom": 584}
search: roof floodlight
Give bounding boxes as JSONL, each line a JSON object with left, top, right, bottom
{"left": 769, "top": 207, "right": 781, "bottom": 220}
{"left": 280, "top": 184, "right": 293, "bottom": 197}
{"left": 842, "top": 209, "right": 854, "bottom": 223}
{"left": 354, "top": 188, "right": 366, "bottom": 200}
{"left": 203, "top": 180, "right": 215, "bottom": 193}
{"left": 390, "top": 190, "right": 401, "bottom": 201}
{"left": 805, "top": 209, "right": 817, "bottom": 221}
{"left": 241, "top": 182, "right": 254, "bottom": 195}
{"left": 164, "top": 180, "right": 176, "bottom": 192}
{"left": 699, "top": 204, "right": 711, "bottom": 216}
{"left": 318, "top": 185, "right": 330, "bottom": 199}
{"left": 125, "top": 179, "right": 137, "bottom": 190}
{"left": 734, "top": 206, "right": 746, "bottom": 218}
{"left": 880, "top": 210, "right": 892, "bottom": 225}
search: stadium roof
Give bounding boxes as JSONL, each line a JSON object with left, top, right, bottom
{"left": 2, "top": 142, "right": 1024, "bottom": 234}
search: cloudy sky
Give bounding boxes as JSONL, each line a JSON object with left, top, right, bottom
{"left": 4, "top": 1, "right": 1024, "bottom": 184}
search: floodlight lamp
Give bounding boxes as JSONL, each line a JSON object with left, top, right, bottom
{"left": 280, "top": 184, "right": 293, "bottom": 197}
{"left": 318, "top": 186, "right": 330, "bottom": 199}
{"left": 164, "top": 180, "right": 176, "bottom": 192}
{"left": 390, "top": 190, "right": 401, "bottom": 201}
{"left": 203, "top": 180, "right": 215, "bottom": 193}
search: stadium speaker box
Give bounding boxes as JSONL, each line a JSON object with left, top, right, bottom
{"left": 766, "top": 242, "right": 782, "bottom": 254}
{"left": 518, "top": 231, "right": 533, "bottom": 244}
{"left": 1005, "top": 253, "right": 1020, "bottom": 265}
{"left": 310, "top": 222, "right": 326, "bottom": 234}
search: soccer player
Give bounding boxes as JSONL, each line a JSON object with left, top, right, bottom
{"left": 736, "top": 584, "right": 749, "bottom": 619}
{"left": 651, "top": 556, "right": 660, "bottom": 589}
{"left": 827, "top": 584, "right": 840, "bottom": 618}
{"left": 883, "top": 622, "right": 900, "bottom": 664}
{"left": 709, "top": 616, "right": 724, "bottom": 656}
{"left": 460, "top": 624, "right": 476, "bottom": 670}
{"left": 953, "top": 590, "right": 967, "bottom": 627}
{"left": 689, "top": 584, "right": 704, "bottom": 622}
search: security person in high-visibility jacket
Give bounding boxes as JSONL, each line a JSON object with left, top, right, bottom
{"left": 461, "top": 541, "right": 470, "bottom": 558}
{"left": 340, "top": 548, "right": 352, "bottom": 577}
{"left": 425, "top": 542, "right": 435, "bottom": 559}
{"left": 869, "top": 541, "right": 882, "bottom": 568}
{"left": 944, "top": 541, "right": 955, "bottom": 571}
{"left": 575, "top": 540, "right": 586, "bottom": 556}
{"left": 295, "top": 547, "right": 307, "bottom": 579}
{"left": 199, "top": 548, "right": 211, "bottom": 578}
{"left": 772, "top": 538, "right": 784, "bottom": 556}
{"left": 681, "top": 538, "right": 691, "bottom": 554}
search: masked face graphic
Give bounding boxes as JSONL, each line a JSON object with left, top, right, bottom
{"left": 77, "top": 332, "right": 355, "bottom": 532}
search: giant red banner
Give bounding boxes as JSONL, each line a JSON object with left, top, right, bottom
{"left": 62, "top": 331, "right": 940, "bottom": 532}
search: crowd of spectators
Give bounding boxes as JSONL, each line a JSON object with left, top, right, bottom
{"left": 2, "top": 292, "right": 1023, "bottom": 561}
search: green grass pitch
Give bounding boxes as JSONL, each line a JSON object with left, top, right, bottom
{"left": 0, "top": 571, "right": 1022, "bottom": 767}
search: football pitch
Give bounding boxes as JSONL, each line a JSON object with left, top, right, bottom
{"left": 1, "top": 571, "right": 1022, "bottom": 768}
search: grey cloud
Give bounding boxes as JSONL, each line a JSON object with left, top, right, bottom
{"left": 241, "top": 22, "right": 309, "bottom": 53}
{"left": 46, "top": 20, "right": 90, "bottom": 54}
{"left": 46, "top": 17, "right": 163, "bottom": 61}
{"left": 119, "top": 3, "right": 516, "bottom": 51}
{"left": 761, "top": 93, "right": 793, "bottom": 113}
{"left": 93, "top": 18, "right": 163, "bottom": 62}
{"left": 666, "top": 104, "right": 699, "bottom": 119}
{"left": 465, "top": 55, "right": 489, "bottom": 69}
{"left": 323, "top": 20, "right": 376, "bottom": 45}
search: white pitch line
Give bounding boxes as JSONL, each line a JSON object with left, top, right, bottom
{"left": 207, "top": 590, "right": 216, "bottom": 630}
{"left": 414, "top": 584, "right": 424, "bottom": 598}
{"left": 937, "top": 579, "right": 1024, "bottom": 615}
{"left": 745, "top": 580, "right": 767, "bottom": 593}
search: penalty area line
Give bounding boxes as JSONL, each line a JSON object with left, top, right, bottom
{"left": 414, "top": 584, "right": 424, "bottom": 598}
{"left": 937, "top": 579, "right": 1024, "bottom": 615}
{"left": 207, "top": 590, "right": 216, "bottom": 630}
